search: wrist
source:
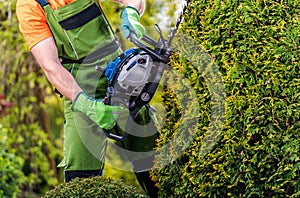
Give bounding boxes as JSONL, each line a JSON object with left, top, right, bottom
{"left": 126, "top": 6, "right": 140, "bottom": 14}
{"left": 72, "top": 89, "right": 83, "bottom": 102}
{"left": 121, "top": 6, "right": 140, "bottom": 19}
{"left": 72, "top": 92, "right": 89, "bottom": 112}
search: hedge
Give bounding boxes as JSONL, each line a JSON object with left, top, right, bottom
{"left": 153, "top": 0, "right": 300, "bottom": 197}
{"left": 43, "top": 176, "right": 146, "bottom": 198}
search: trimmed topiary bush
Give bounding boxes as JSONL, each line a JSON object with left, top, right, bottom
{"left": 153, "top": 0, "right": 300, "bottom": 197}
{"left": 43, "top": 176, "right": 147, "bottom": 198}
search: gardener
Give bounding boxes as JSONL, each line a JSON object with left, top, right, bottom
{"left": 16, "top": 0, "right": 158, "bottom": 197}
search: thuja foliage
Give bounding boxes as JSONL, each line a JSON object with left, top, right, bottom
{"left": 153, "top": 0, "right": 300, "bottom": 197}
{"left": 43, "top": 176, "right": 147, "bottom": 198}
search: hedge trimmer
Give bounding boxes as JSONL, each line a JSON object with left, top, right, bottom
{"left": 102, "top": 0, "right": 191, "bottom": 141}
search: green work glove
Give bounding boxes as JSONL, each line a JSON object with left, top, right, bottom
{"left": 120, "top": 6, "right": 145, "bottom": 39}
{"left": 72, "top": 92, "right": 122, "bottom": 130}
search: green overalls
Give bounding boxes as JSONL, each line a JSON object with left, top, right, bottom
{"left": 36, "top": 0, "right": 158, "bottom": 194}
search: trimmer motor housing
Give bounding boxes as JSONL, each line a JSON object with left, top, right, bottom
{"left": 100, "top": 24, "right": 175, "bottom": 141}
{"left": 104, "top": 47, "right": 164, "bottom": 114}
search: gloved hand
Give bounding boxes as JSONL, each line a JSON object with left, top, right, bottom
{"left": 120, "top": 6, "right": 145, "bottom": 39}
{"left": 72, "top": 92, "right": 122, "bottom": 129}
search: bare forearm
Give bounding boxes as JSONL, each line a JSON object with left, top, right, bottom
{"left": 31, "top": 37, "right": 82, "bottom": 102}
{"left": 43, "top": 62, "right": 82, "bottom": 101}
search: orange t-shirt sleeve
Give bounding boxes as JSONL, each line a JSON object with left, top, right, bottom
{"left": 16, "top": 0, "right": 53, "bottom": 49}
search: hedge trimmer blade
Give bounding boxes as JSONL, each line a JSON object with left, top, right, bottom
{"left": 167, "top": 0, "right": 191, "bottom": 47}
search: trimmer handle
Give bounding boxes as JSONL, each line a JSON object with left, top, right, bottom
{"left": 129, "top": 31, "right": 170, "bottom": 63}
{"left": 102, "top": 128, "right": 127, "bottom": 141}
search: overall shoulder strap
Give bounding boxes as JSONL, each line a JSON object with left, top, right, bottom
{"left": 36, "top": 0, "right": 49, "bottom": 8}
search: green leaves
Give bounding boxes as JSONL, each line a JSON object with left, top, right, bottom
{"left": 0, "top": 125, "right": 26, "bottom": 198}
{"left": 43, "top": 176, "right": 147, "bottom": 198}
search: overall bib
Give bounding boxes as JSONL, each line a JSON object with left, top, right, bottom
{"left": 36, "top": 0, "right": 158, "bottom": 195}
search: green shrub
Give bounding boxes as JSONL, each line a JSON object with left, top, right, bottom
{"left": 153, "top": 0, "right": 300, "bottom": 197}
{"left": 0, "top": 152, "right": 25, "bottom": 198}
{"left": 0, "top": 125, "right": 26, "bottom": 198}
{"left": 43, "top": 176, "right": 147, "bottom": 198}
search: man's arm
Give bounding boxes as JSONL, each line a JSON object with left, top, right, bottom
{"left": 31, "top": 37, "right": 82, "bottom": 102}
{"left": 31, "top": 37, "right": 122, "bottom": 129}
{"left": 112, "top": 0, "right": 146, "bottom": 15}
